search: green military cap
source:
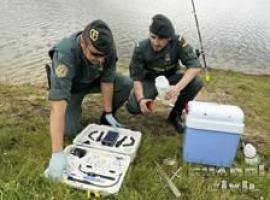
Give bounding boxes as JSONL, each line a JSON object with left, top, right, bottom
{"left": 82, "top": 19, "right": 115, "bottom": 55}
{"left": 149, "top": 14, "right": 175, "bottom": 38}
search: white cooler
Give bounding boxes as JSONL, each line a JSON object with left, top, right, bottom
{"left": 183, "top": 101, "right": 245, "bottom": 167}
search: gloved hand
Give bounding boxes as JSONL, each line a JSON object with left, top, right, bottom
{"left": 100, "top": 112, "right": 124, "bottom": 128}
{"left": 45, "top": 151, "right": 67, "bottom": 180}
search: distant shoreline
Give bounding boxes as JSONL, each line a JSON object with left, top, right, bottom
{"left": 0, "top": 67, "right": 269, "bottom": 86}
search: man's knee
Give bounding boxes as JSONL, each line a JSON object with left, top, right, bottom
{"left": 113, "top": 75, "right": 133, "bottom": 111}
{"left": 64, "top": 121, "right": 81, "bottom": 137}
{"left": 64, "top": 104, "right": 82, "bottom": 137}
{"left": 123, "top": 77, "right": 133, "bottom": 96}
{"left": 126, "top": 94, "right": 141, "bottom": 114}
{"left": 115, "top": 74, "right": 133, "bottom": 93}
{"left": 189, "top": 76, "right": 204, "bottom": 93}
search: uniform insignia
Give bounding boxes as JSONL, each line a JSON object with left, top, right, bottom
{"left": 134, "top": 41, "right": 139, "bottom": 47}
{"left": 165, "top": 53, "right": 171, "bottom": 62}
{"left": 179, "top": 36, "right": 188, "bottom": 47}
{"left": 55, "top": 64, "right": 68, "bottom": 78}
{"left": 89, "top": 29, "right": 99, "bottom": 41}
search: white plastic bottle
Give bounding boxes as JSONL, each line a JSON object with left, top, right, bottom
{"left": 155, "top": 76, "right": 170, "bottom": 101}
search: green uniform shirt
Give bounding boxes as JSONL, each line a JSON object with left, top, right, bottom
{"left": 48, "top": 32, "right": 117, "bottom": 103}
{"left": 129, "top": 35, "right": 201, "bottom": 81}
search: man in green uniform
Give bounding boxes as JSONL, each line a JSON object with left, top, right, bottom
{"left": 126, "top": 14, "right": 203, "bottom": 133}
{"left": 45, "top": 20, "right": 132, "bottom": 179}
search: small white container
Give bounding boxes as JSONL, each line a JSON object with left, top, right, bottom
{"left": 155, "top": 76, "right": 170, "bottom": 100}
{"left": 244, "top": 143, "right": 260, "bottom": 166}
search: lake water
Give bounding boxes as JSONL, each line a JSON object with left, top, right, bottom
{"left": 0, "top": 0, "right": 269, "bottom": 83}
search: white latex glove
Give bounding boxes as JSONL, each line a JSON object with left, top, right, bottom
{"left": 45, "top": 151, "right": 67, "bottom": 180}
{"left": 105, "top": 113, "right": 124, "bottom": 128}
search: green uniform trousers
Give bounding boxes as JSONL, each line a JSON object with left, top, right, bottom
{"left": 65, "top": 73, "right": 132, "bottom": 136}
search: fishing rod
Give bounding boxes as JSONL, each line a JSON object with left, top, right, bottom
{"left": 191, "top": 0, "right": 210, "bottom": 81}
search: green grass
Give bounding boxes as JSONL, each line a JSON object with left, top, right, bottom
{"left": 0, "top": 69, "right": 270, "bottom": 199}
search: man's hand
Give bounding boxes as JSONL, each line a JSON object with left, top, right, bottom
{"left": 45, "top": 151, "right": 67, "bottom": 180}
{"left": 165, "top": 68, "right": 201, "bottom": 100}
{"left": 165, "top": 85, "right": 181, "bottom": 100}
{"left": 139, "top": 98, "right": 154, "bottom": 113}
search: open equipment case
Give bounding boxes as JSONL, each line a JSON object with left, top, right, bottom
{"left": 63, "top": 124, "right": 142, "bottom": 196}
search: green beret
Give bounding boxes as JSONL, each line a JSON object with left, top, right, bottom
{"left": 82, "top": 20, "right": 115, "bottom": 55}
{"left": 150, "top": 14, "right": 175, "bottom": 38}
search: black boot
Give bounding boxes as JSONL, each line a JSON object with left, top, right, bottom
{"left": 99, "top": 110, "right": 117, "bottom": 126}
{"left": 100, "top": 112, "right": 111, "bottom": 126}
{"left": 168, "top": 110, "right": 184, "bottom": 134}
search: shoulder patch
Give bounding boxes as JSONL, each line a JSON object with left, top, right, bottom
{"left": 55, "top": 64, "right": 68, "bottom": 78}
{"left": 135, "top": 41, "right": 139, "bottom": 47}
{"left": 179, "top": 36, "right": 188, "bottom": 47}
